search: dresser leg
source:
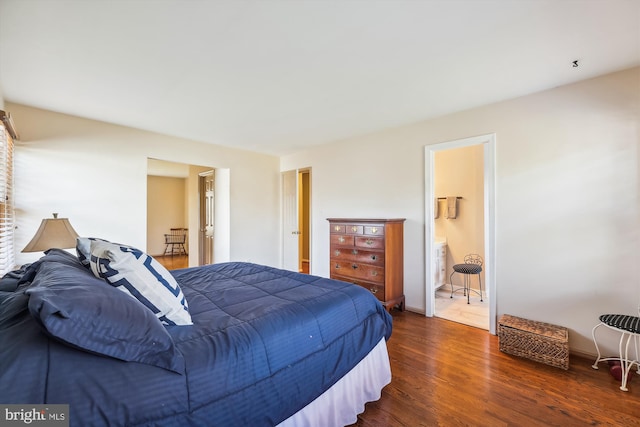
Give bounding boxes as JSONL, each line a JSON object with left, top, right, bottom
{"left": 385, "top": 296, "right": 406, "bottom": 313}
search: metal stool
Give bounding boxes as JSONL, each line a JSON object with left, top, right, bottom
{"left": 591, "top": 313, "right": 640, "bottom": 391}
{"left": 449, "top": 254, "right": 483, "bottom": 304}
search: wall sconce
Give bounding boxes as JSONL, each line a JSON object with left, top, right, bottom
{"left": 22, "top": 213, "right": 79, "bottom": 252}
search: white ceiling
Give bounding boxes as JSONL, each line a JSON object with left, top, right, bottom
{"left": 1, "top": 0, "right": 638, "bottom": 156}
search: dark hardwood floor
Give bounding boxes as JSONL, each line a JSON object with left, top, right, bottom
{"left": 351, "top": 311, "right": 640, "bottom": 427}
{"left": 157, "top": 256, "right": 638, "bottom": 425}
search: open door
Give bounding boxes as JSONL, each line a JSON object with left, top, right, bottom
{"left": 282, "top": 169, "right": 311, "bottom": 273}
{"left": 282, "top": 170, "right": 299, "bottom": 271}
{"left": 199, "top": 170, "right": 214, "bottom": 265}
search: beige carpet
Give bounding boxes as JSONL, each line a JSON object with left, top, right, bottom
{"left": 434, "top": 288, "right": 489, "bottom": 330}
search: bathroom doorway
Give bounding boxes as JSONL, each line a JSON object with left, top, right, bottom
{"left": 424, "top": 134, "right": 496, "bottom": 334}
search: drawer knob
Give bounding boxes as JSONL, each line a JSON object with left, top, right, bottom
{"left": 352, "top": 264, "right": 358, "bottom": 270}
{"left": 370, "top": 255, "right": 377, "bottom": 261}
{"left": 365, "top": 239, "right": 374, "bottom": 246}
{"left": 351, "top": 226, "right": 358, "bottom": 232}
{"left": 338, "top": 236, "right": 345, "bottom": 243}
{"left": 370, "top": 287, "right": 378, "bottom": 294}
{"left": 371, "top": 227, "right": 378, "bottom": 234}
{"left": 371, "top": 271, "right": 378, "bottom": 277}
{"left": 334, "top": 263, "right": 340, "bottom": 269}
{"left": 334, "top": 226, "right": 341, "bottom": 231}
{"left": 334, "top": 250, "right": 341, "bottom": 257}
{"left": 352, "top": 249, "right": 358, "bottom": 255}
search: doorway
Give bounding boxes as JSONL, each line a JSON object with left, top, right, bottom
{"left": 147, "top": 158, "right": 230, "bottom": 267}
{"left": 199, "top": 170, "right": 214, "bottom": 266}
{"left": 282, "top": 168, "right": 311, "bottom": 273}
{"left": 424, "top": 134, "right": 497, "bottom": 334}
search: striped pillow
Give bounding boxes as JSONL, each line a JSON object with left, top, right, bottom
{"left": 76, "top": 237, "right": 110, "bottom": 267}
{"left": 89, "top": 240, "right": 192, "bottom": 326}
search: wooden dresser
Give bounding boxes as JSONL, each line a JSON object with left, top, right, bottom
{"left": 327, "top": 218, "right": 405, "bottom": 312}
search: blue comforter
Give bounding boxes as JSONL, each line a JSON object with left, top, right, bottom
{"left": 0, "top": 251, "right": 392, "bottom": 426}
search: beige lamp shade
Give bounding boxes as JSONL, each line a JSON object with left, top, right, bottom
{"left": 22, "top": 213, "right": 79, "bottom": 252}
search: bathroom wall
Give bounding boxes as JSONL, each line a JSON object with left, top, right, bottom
{"left": 435, "top": 144, "right": 485, "bottom": 289}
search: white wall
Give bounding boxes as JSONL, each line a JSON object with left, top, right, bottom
{"left": 281, "top": 67, "right": 640, "bottom": 356}
{"left": 10, "top": 103, "right": 281, "bottom": 268}
{"left": 213, "top": 168, "right": 231, "bottom": 264}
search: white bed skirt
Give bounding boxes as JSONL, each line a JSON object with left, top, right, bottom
{"left": 277, "top": 338, "right": 391, "bottom": 427}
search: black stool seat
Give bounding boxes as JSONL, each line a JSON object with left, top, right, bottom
{"left": 592, "top": 313, "right": 640, "bottom": 391}
{"left": 452, "top": 263, "right": 482, "bottom": 274}
{"left": 449, "top": 254, "right": 484, "bottom": 304}
{"left": 599, "top": 314, "right": 640, "bottom": 333}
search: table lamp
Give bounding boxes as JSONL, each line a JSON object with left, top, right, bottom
{"left": 22, "top": 213, "right": 79, "bottom": 252}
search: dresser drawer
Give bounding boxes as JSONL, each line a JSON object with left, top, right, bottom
{"left": 364, "top": 225, "right": 384, "bottom": 236}
{"left": 332, "top": 261, "right": 384, "bottom": 283}
{"left": 331, "top": 274, "right": 386, "bottom": 302}
{"left": 330, "top": 224, "right": 346, "bottom": 233}
{"left": 355, "top": 236, "right": 384, "bottom": 249}
{"left": 330, "top": 234, "right": 354, "bottom": 246}
{"left": 353, "top": 249, "right": 384, "bottom": 266}
{"left": 345, "top": 224, "right": 364, "bottom": 234}
{"left": 356, "top": 281, "right": 385, "bottom": 302}
{"left": 330, "top": 248, "right": 385, "bottom": 266}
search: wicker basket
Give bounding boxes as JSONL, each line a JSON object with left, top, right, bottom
{"left": 498, "top": 314, "right": 569, "bottom": 370}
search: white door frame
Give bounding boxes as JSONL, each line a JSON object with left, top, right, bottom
{"left": 424, "top": 134, "right": 497, "bottom": 334}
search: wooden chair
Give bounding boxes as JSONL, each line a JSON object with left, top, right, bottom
{"left": 164, "top": 228, "right": 188, "bottom": 256}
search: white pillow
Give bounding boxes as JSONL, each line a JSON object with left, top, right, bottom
{"left": 76, "top": 237, "right": 110, "bottom": 267}
{"left": 89, "top": 240, "right": 192, "bottom": 326}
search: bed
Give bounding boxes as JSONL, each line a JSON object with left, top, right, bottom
{"left": 0, "top": 243, "right": 393, "bottom": 426}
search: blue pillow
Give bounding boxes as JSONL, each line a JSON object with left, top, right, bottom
{"left": 26, "top": 259, "right": 185, "bottom": 373}
{"left": 41, "top": 247, "right": 86, "bottom": 267}
{"left": 89, "top": 240, "right": 192, "bottom": 326}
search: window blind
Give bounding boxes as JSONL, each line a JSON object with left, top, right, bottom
{"left": 0, "top": 124, "right": 15, "bottom": 274}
